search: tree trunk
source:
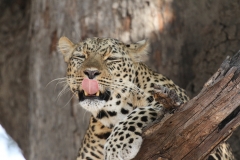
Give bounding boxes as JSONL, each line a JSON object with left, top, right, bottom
{"left": 0, "top": 0, "right": 240, "bottom": 160}
{"left": 28, "top": 1, "right": 90, "bottom": 159}
{"left": 134, "top": 52, "right": 240, "bottom": 160}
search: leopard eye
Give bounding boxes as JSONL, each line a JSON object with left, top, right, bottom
{"left": 73, "top": 55, "right": 85, "bottom": 59}
{"left": 106, "top": 57, "right": 118, "bottom": 61}
{"left": 77, "top": 55, "right": 85, "bottom": 58}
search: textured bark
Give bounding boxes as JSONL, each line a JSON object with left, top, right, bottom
{"left": 134, "top": 52, "right": 240, "bottom": 160}
{"left": 0, "top": 0, "right": 240, "bottom": 160}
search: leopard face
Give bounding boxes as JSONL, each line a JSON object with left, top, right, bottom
{"left": 58, "top": 37, "right": 148, "bottom": 126}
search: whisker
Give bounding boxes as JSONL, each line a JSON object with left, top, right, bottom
{"left": 60, "top": 92, "right": 76, "bottom": 109}
{"left": 46, "top": 77, "right": 67, "bottom": 87}
{"left": 61, "top": 87, "right": 71, "bottom": 98}
{"left": 56, "top": 84, "right": 70, "bottom": 101}
{"left": 54, "top": 80, "right": 68, "bottom": 91}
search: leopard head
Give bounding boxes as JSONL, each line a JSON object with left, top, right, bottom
{"left": 58, "top": 37, "right": 148, "bottom": 114}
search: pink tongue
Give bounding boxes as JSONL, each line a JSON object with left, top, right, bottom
{"left": 82, "top": 78, "right": 99, "bottom": 95}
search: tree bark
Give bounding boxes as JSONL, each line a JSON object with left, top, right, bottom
{"left": 134, "top": 52, "right": 240, "bottom": 160}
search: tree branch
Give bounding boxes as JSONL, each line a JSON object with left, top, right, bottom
{"left": 133, "top": 51, "right": 240, "bottom": 160}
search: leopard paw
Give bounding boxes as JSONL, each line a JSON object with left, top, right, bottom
{"left": 152, "top": 84, "right": 183, "bottom": 111}
{"left": 104, "top": 131, "right": 142, "bottom": 160}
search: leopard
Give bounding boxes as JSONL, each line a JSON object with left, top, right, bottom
{"left": 57, "top": 37, "right": 235, "bottom": 160}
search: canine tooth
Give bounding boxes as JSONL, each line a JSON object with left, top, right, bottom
{"left": 96, "top": 91, "right": 100, "bottom": 96}
{"left": 84, "top": 91, "right": 88, "bottom": 96}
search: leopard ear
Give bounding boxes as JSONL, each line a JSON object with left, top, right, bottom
{"left": 58, "top": 37, "right": 76, "bottom": 62}
{"left": 126, "top": 39, "right": 149, "bottom": 62}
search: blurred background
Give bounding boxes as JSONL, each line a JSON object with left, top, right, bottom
{"left": 0, "top": 0, "right": 239, "bottom": 159}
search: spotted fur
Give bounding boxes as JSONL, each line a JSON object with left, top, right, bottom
{"left": 58, "top": 37, "right": 234, "bottom": 160}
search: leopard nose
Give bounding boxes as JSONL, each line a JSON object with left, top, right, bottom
{"left": 83, "top": 69, "right": 101, "bottom": 79}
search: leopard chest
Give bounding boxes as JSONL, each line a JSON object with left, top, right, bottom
{"left": 91, "top": 97, "right": 135, "bottom": 128}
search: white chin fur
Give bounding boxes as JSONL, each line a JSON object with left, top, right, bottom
{"left": 79, "top": 99, "right": 106, "bottom": 112}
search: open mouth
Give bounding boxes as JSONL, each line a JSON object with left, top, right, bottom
{"left": 78, "top": 90, "right": 111, "bottom": 101}
{"left": 79, "top": 78, "right": 111, "bottom": 102}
